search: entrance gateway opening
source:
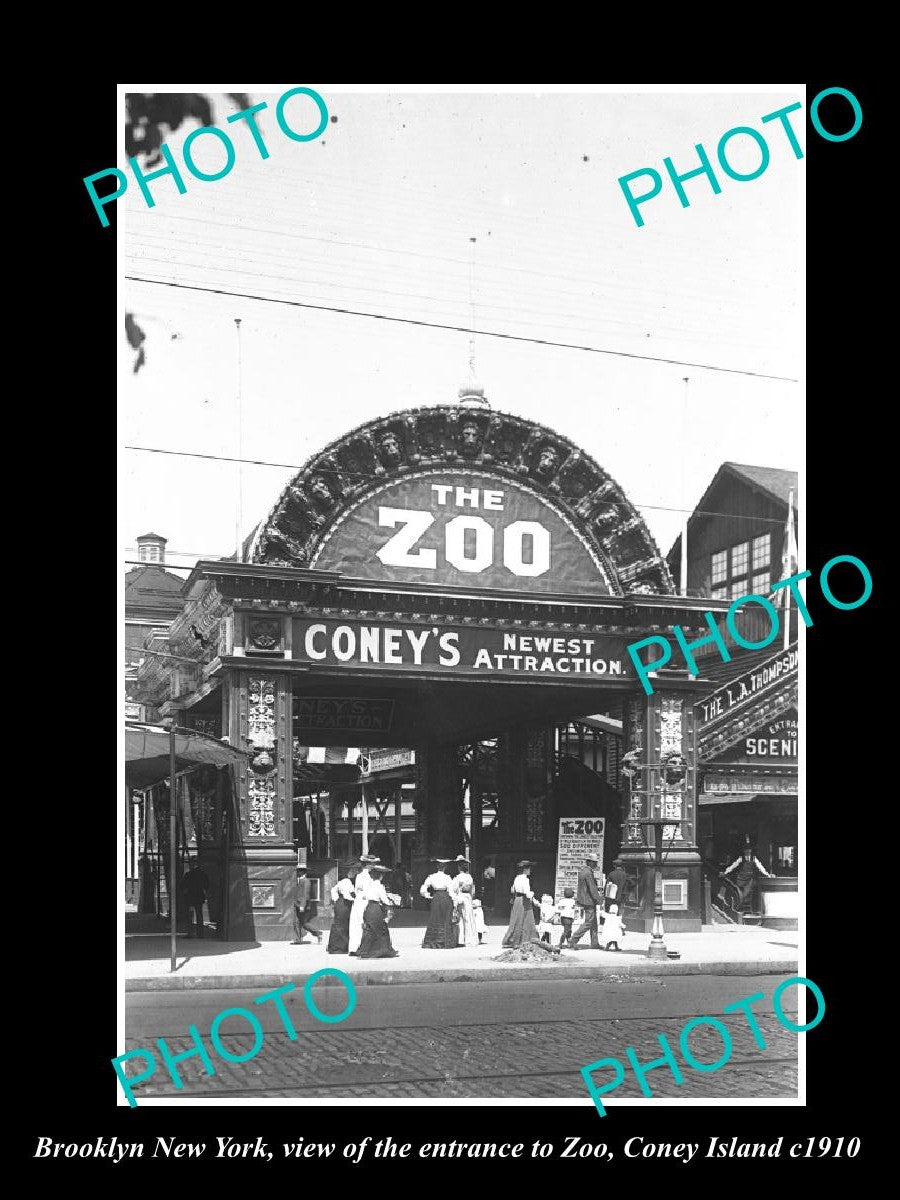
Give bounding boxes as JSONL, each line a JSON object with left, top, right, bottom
{"left": 158, "top": 398, "right": 730, "bottom": 939}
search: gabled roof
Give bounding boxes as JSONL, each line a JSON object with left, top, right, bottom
{"left": 668, "top": 461, "right": 798, "bottom": 562}
{"left": 724, "top": 463, "right": 797, "bottom": 507}
{"left": 124, "top": 564, "right": 185, "bottom": 607}
{"left": 136, "top": 532, "right": 167, "bottom": 542}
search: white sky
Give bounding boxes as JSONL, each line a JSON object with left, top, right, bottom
{"left": 119, "top": 86, "right": 803, "bottom": 575}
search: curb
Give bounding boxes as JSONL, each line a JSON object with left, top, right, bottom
{"left": 125, "top": 957, "right": 798, "bottom": 992}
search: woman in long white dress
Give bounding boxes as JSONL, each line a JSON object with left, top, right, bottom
{"left": 451, "top": 854, "right": 477, "bottom": 947}
{"left": 348, "top": 855, "right": 378, "bottom": 955}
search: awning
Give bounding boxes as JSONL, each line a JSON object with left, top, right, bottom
{"left": 125, "top": 723, "right": 248, "bottom": 790}
{"left": 294, "top": 746, "right": 361, "bottom": 765}
{"left": 699, "top": 791, "right": 797, "bottom": 806}
{"left": 577, "top": 714, "right": 623, "bottom": 736}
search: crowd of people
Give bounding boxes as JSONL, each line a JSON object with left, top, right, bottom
{"left": 500, "top": 854, "right": 627, "bottom": 950}
{"left": 290, "top": 852, "right": 629, "bottom": 958}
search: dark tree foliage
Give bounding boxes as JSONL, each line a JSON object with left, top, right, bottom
{"left": 125, "top": 93, "right": 251, "bottom": 167}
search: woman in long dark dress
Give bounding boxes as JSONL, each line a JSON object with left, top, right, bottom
{"left": 327, "top": 863, "right": 358, "bottom": 954}
{"left": 356, "top": 864, "right": 399, "bottom": 958}
{"left": 420, "top": 857, "right": 457, "bottom": 948}
{"left": 502, "top": 860, "right": 539, "bottom": 947}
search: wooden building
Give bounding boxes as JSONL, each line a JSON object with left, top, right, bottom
{"left": 667, "top": 463, "right": 799, "bottom": 926}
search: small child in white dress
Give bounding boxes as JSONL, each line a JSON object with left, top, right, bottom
{"left": 538, "top": 894, "right": 557, "bottom": 943}
{"left": 600, "top": 903, "right": 625, "bottom": 951}
{"left": 557, "top": 887, "right": 577, "bottom": 946}
{"left": 472, "top": 898, "right": 486, "bottom": 943}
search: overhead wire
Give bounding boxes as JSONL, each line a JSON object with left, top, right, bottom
{"left": 122, "top": 449, "right": 796, "bottom": 526}
{"left": 124, "top": 275, "right": 799, "bottom": 382}
{"left": 123, "top": 234, "right": 782, "bottom": 349}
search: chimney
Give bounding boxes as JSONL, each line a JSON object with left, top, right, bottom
{"left": 136, "top": 532, "right": 167, "bottom": 565}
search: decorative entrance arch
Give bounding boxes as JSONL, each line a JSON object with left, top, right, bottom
{"left": 165, "top": 402, "right": 725, "bottom": 940}
{"left": 249, "top": 406, "right": 674, "bottom": 597}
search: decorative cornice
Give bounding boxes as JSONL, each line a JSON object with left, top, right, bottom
{"left": 248, "top": 404, "right": 675, "bottom": 596}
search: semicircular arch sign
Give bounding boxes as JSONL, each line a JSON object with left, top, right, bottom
{"left": 311, "top": 470, "right": 613, "bottom": 594}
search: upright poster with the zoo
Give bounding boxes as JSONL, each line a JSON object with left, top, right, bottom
{"left": 554, "top": 817, "right": 606, "bottom": 905}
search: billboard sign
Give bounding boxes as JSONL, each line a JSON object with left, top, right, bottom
{"left": 293, "top": 616, "right": 632, "bottom": 683}
{"left": 311, "top": 470, "right": 612, "bottom": 594}
{"left": 554, "top": 816, "right": 606, "bottom": 906}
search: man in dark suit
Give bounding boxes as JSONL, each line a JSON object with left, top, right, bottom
{"left": 292, "top": 867, "right": 323, "bottom": 944}
{"left": 569, "top": 854, "right": 603, "bottom": 948}
{"left": 181, "top": 860, "right": 209, "bottom": 938}
{"left": 605, "top": 858, "right": 628, "bottom": 912}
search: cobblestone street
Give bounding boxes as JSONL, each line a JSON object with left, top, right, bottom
{"left": 125, "top": 975, "right": 798, "bottom": 1101}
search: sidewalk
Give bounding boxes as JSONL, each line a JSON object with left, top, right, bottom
{"left": 125, "top": 919, "right": 799, "bottom": 992}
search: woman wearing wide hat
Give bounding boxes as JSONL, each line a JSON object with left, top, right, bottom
{"left": 349, "top": 854, "right": 380, "bottom": 956}
{"left": 420, "top": 857, "right": 457, "bottom": 948}
{"left": 356, "top": 863, "right": 400, "bottom": 959}
{"left": 451, "top": 854, "right": 478, "bottom": 947}
{"left": 327, "top": 861, "right": 359, "bottom": 954}
{"left": 502, "top": 860, "right": 539, "bottom": 947}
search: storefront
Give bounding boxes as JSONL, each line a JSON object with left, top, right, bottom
{"left": 696, "top": 645, "right": 798, "bottom": 927}
{"left": 137, "top": 399, "right": 735, "bottom": 938}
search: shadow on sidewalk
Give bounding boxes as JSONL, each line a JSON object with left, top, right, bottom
{"left": 125, "top": 935, "right": 262, "bottom": 970}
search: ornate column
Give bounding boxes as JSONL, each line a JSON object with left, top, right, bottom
{"left": 620, "top": 684, "right": 701, "bottom": 932}
{"left": 225, "top": 668, "right": 296, "bottom": 939}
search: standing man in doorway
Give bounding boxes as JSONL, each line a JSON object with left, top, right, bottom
{"left": 181, "top": 859, "right": 209, "bottom": 939}
{"left": 569, "top": 854, "right": 603, "bottom": 949}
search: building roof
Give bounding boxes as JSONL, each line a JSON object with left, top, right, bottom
{"left": 136, "top": 531, "right": 167, "bottom": 542}
{"left": 724, "top": 463, "right": 797, "bottom": 507}
{"left": 668, "top": 461, "right": 798, "bottom": 564}
{"left": 124, "top": 564, "right": 185, "bottom": 610}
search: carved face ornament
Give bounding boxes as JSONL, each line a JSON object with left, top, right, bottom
{"left": 536, "top": 445, "right": 559, "bottom": 477}
{"left": 309, "top": 477, "right": 333, "bottom": 505}
{"left": 460, "top": 421, "right": 481, "bottom": 454}
{"left": 379, "top": 431, "right": 401, "bottom": 464}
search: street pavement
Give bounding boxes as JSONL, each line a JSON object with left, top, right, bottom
{"left": 123, "top": 974, "right": 798, "bottom": 1101}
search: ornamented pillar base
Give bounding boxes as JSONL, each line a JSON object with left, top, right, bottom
{"left": 619, "top": 849, "right": 703, "bottom": 933}
{"left": 225, "top": 847, "right": 297, "bottom": 941}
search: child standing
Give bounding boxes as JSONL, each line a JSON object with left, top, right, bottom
{"left": 557, "top": 887, "right": 576, "bottom": 946}
{"left": 472, "top": 898, "right": 486, "bottom": 944}
{"left": 537, "top": 894, "right": 557, "bottom": 943}
{"left": 600, "top": 903, "right": 625, "bottom": 951}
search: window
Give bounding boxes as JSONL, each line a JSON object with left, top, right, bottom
{"left": 774, "top": 845, "right": 795, "bottom": 872}
{"left": 730, "top": 542, "right": 749, "bottom": 577}
{"left": 752, "top": 533, "right": 771, "bottom": 570}
{"left": 662, "top": 879, "right": 687, "bottom": 909}
{"left": 709, "top": 535, "right": 772, "bottom": 602}
{"left": 752, "top": 571, "right": 770, "bottom": 594}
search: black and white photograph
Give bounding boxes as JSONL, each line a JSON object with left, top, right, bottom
{"left": 116, "top": 85, "right": 809, "bottom": 1112}
{"left": 15, "top": 75, "right": 873, "bottom": 1176}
